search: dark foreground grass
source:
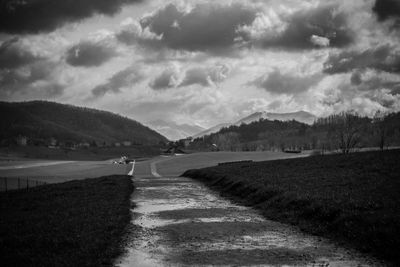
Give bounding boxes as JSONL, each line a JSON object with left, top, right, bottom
{"left": 0, "top": 175, "right": 133, "bottom": 267}
{"left": 183, "top": 149, "right": 400, "bottom": 265}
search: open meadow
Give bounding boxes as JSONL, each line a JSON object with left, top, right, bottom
{"left": 0, "top": 151, "right": 307, "bottom": 190}
{"left": 156, "top": 151, "right": 308, "bottom": 176}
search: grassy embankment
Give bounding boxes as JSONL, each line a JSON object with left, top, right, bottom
{"left": 0, "top": 175, "right": 133, "bottom": 266}
{"left": 183, "top": 150, "right": 400, "bottom": 265}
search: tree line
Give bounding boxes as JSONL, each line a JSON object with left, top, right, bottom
{"left": 188, "top": 111, "right": 400, "bottom": 154}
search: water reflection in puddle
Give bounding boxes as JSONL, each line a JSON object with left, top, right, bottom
{"left": 116, "top": 175, "right": 384, "bottom": 267}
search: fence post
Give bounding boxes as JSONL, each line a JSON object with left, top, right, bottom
{"left": 5, "top": 178, "right": 7, "bottom": 192}
{"left": 18, "top": 178, "right": 20, "bottom": 190}
{"left": 26, "top": 179, "right": 29, "bottom": 190}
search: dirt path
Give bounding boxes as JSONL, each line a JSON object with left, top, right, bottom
{"left": 116, "top": 158, "right": 384, "bottom": 267}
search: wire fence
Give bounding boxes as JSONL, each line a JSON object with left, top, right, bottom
{"left": 0, "top": 177, "right": 48, "bottom": 192}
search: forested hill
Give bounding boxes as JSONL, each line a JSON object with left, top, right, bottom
{"left": 188, "top": 111, "right": 400, "bottom": 152}
{"left": 0, "top": 101, "right": 168, "bottom": 145}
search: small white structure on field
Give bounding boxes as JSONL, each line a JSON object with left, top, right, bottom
{"left": 128, "top": 160, "right": 135, "bottom": 177}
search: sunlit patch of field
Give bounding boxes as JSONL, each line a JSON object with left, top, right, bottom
{"left": 156, "top": 151, "right": 308, "bottom": 176}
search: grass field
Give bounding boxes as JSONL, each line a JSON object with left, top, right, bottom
{"left": 0, "top": 160, "right": 130, "bottom": 186}
{"left": 0, "top": 145, "right": 161, "bottom": 161}
{"left": 183, "top": 149, "right": 400, "bottom": 265}
{"left": 0, "top": 175, "right": 133, "bottom": 267}
{"left": 156, "top": 151, "right": 308, "bottom": 176}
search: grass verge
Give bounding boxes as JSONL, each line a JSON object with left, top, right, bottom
{"left": 183, "top": 149, "right": 400, "bottom": 265}
{"left": 0, "top": 175, "right": 133, "bottom": 267}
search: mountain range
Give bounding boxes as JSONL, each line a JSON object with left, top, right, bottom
{"left": 146, "top": 120, "right": 205, "bottom": 141}
{"left": 192, "top": 111, "right": 316, "bottom": 138}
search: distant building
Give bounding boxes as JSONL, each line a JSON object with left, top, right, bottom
{"left": 114, "top": 142, "right": 121, "bottom": 147}
{"left": 98, "top": 141, "right": 110, "bottom": 147}
{"left": 78, "top": 142, "right": 90, "bottom": 148}
{"left": 49, "top": 137, "right": 57, "bottom": 146}
{"left": 162, "top": 145, "right": 185, "bottom": 155}
{"left": 256, "top": 144, "right": 264, "bottom": 151}
{"left": 16, "top": 136, "right": 27, "bottom": 146}
{"left": 64, "top": 141, "right": 77, "bottom": 149}
{"left": 122, "top": 141, "right": 132, "bottom": 147}
{"left": 211, "top": 143, "right": 218, "bottom": 152}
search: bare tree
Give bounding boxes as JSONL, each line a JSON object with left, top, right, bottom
{"left": 334, "top": 111, "right": 365, "bottom": 154}
{"left": 212, "top": 132, "right": 240, "bottom": 151}
{"left": 373, "top": 110, "right": 389, "bottom": 151}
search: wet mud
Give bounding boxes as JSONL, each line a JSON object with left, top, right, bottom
{"left": 116, "top": 175, "right": 384, "bottom": 267}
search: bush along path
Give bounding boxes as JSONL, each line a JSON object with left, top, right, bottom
{"left": 0, "top": 175, "right": 133, "bottom": 267}
{"left": 183, "top": 149, "right": 400, "bottom": 266}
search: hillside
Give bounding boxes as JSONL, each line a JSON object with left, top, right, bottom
{"left": 193, "top": 111, "right": 316, "bottom": 139}
{"left": 189, "top": 111, "right": 400, "bottom": 152}
{"left": 192, "top": 123, "right": 231, "bottom": 139}
{"left": 236, "top": 111, "right": 316, "bottom": 125}
{"left": 0, "top": 101, "right": 168, "bottom": 146}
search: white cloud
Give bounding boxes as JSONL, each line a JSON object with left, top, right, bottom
{"left": 310, "top": 35, "right": 330, "bottom": 47}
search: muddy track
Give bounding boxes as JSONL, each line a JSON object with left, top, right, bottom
{"left": 115, "top": 160, "right": 384, "bottom": 267}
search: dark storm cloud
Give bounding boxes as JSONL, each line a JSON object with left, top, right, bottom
{"left": 0, "top": 38, "right": 42, "bottom": 69}
{"left": 323, "top": 44, "right": 400, "bottom": 74}
{"left": 91, "top": 66, "right": 144, "bottom": 97}
{"left": 149, "top": 68, "right": 179, "bottom": 90}
{"left": 365, "top": 79, "right": 400, "bottom": 94}
{"left": 353, "top": 73, "right": 400, "bottom": 94}
{"left": 35, "top": 83, "right": 65, "bottom": 97}
{"left": 254, "top": 5, "right": 353, "bottom": 50}
{"left": 180, "top": 68, "right": 209, "bottom": 87}
{"left": 66, "top": 41, "right": 117, "bottom": 67}
{"left": 350, "top": 71, "right": 363, "bottom": 85}
{"left": 0, "top": 0, "right": 143, "bottom": 34}
{"left": 252, "top": 69, "right": 322, "bottom": 94}
{"left": 0, "top": 61, "right": 64, "bottom": 97}
{"left": 1, "top": 60, "right": 53, "bottom": 87}
{"left": 373, "top": 0, "right": 400, "bottom": 22}
{"left": 138, "top": 3, "right": 257, "bottom": 52}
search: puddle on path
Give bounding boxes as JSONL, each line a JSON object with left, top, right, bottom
{"left": 116, "top": 175, "right": 385, "bottom": 267}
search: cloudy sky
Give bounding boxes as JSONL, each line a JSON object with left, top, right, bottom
{"left": 1, "top": 0, "right": 400, "bottom": 128}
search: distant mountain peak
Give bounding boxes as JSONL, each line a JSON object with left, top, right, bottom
{"left": 264, "top": 110, "right": 316, "bottom": 124}
{"left": 193, "top": 110, "right": 317, "bottom": 139}
{"left": 146, "top": 120, "right": 205, "bottom": 140}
